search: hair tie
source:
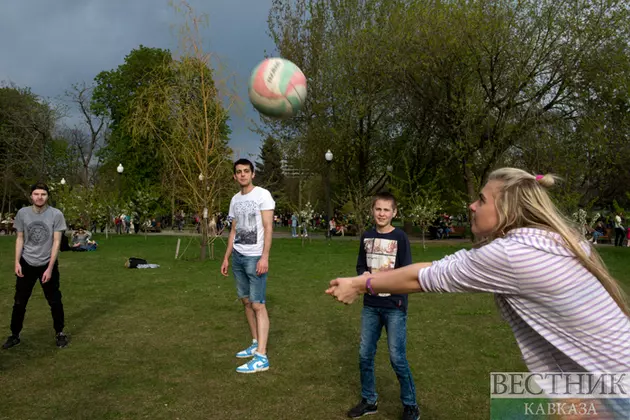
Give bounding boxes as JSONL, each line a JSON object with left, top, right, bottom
{"left": 535, "top": 175, "right": 544, "bottom": 181}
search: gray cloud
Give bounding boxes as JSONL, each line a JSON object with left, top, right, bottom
{"left": 0, "top": 0, "right": 276, "bottom": 158}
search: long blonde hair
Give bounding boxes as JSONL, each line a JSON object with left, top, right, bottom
{"left": 485, "top": 167, "right": 629, "bottom": 317}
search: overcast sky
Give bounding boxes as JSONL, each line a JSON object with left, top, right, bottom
{"left": 0, "top": 0, "right": 276, "bottom": 159}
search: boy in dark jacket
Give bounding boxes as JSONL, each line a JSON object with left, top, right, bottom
{"left": 347, "top": 192, "right": 420, "bottom": 420}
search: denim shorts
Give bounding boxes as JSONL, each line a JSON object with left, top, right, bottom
{"left": 232, "top": 251, "right": 267, "bottom": 303}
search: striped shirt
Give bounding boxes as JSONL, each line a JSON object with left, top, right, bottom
{"left": 418, "top": 228, "right": 630, "bottom": 373}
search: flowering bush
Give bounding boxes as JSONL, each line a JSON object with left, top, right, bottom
{"left": 406, "top": 196, "right": 443, "bottom": 229}
{"left": 589, "top": 212, "right": 601, "bottom": 228}
{"left": 571, "top": 208, "right": 588, "bottom": 235}
{"left": 298, "top": 201, "right": 315, "bottom": 227}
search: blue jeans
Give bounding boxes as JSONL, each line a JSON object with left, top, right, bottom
{"left": 359, "top": 306, "right": 417, "bottom": 407}
{"left": 291, "top": 225, "right": 297, "bottom": 236}
{"left": 232, "top": 251, "right": 267, "bottom": 303}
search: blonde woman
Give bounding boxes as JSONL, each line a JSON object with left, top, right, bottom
{"left": 327, "top": 168, "right": 630, "bottom": 418}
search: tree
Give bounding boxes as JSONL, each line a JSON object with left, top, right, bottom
{"left": 125, "top": 0, "right": 233, "bottom": 260}
{"left": 256, "top": 136, "right": 285, "bottom": 192}
{"left": 129, "top": 189, "right": 159, "bottom": 232}
{"left": 52, "top": 181, "right": 96, "bottom": 229}
{"left": 92, "top": 45, "right": 173, "bottom": 194}
{"left": 394, "top": 0, "right": 630, "bottom": 206}
{"left": 256, "top": 135, "right": 292, "bottom": 215}
{"left": 0, "top": 82, "right": 61, "bottom": 212}
{"left": 265, "top": 0, "right": 630, "bottom": 228}
{"left": 64, "top": 82, "right": 109, "bottom": 187}
{"left": 267, "top": 0, "right": 398, "bottom": 223}
{"left": 406, "top": 195, "right": 444, "bottom": 250}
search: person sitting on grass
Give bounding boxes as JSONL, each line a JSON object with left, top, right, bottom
{"left": 71, "top": 227, "right": 97, "bottom": 251}
{"left": 327, "top": 168, "right": 630, "bottom": 418}
{"left": 71, "top": 227, "right": 90, "bottom": 246}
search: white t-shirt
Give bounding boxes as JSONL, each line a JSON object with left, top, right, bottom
{"left": 229, "top": 186, "right": 275, "bottom": 256}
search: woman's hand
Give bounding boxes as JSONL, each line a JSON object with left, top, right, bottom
{"left": 326, "top": 276, "right": 364, "bottom": 304}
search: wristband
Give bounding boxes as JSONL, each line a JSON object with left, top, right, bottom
{"left": 366, "top": 277, "right": 376, "bottom": 296}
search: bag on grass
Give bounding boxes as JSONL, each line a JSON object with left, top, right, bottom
{"left": 125, "top": 257, "right": 148, "bottom": 268}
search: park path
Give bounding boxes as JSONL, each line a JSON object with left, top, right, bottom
{"left": 147, "top": 228, "right": 472, "bottom": 245}
{"left": 145, "top": 229, "right": 616, "bottom": 247}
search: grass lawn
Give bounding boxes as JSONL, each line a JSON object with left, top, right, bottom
{"left": 0, "top": 235, "right": 628, "bottom": 420}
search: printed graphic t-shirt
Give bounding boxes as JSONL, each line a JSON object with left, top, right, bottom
{"left": 14, "top": 206, "right": 67, "bottom": 266}
{"left": 356, "top": 227, "right": 412, "bottom": 311}
{"left": 229, "top": 186, "right": 275, "bottom": 256}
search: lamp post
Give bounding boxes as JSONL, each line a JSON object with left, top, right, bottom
{"left": 199, "top": 173, "right": 207, "bottom": 226}
{"left": 58, "top": 178, "right": 66, "bottom": 209}
{"left": 325, "top": 150, "right": 333, "bottom": 239}
{"left": 116, "top": 163, "right": 124, "bottom": 202}
{"left": 116, "top": 164, "right": 124, "bottom": 234}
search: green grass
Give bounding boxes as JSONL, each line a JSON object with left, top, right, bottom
{"left": 0, "top": 235, "right": 628, "bottom": 420}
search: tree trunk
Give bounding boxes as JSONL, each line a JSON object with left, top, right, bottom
{"left": 463, "top": 161, "right": 476, "bottom": 242}
{"left": 1, "top": 174, "right": 7, "bottom": 216}
{"left": 84, "top": 164, "right": 90, "bottom": 189}
{"left": 200, "top": 218, "right": 208, "bottom": 260}
{"left": 299, "top": 164, "right": 304, "bottom": 248}
{"left": 171, "top": 182, "right": 175, "bottom": 228}
{"left": 422, "top": 226, "right": 426, "bottom": 250}
{"left": 403, "top": 220, "right": 413, "bottom": 235}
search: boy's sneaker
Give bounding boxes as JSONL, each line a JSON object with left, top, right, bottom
{"left": 2, "top": 335, "right": 20, "bottom": 350}
{"left": 402, "top": 404, "right": 421, "bottom": 420}
{"left": 56, "top": 332, "right": 69, "bottom": 348}
{"left": 235, "top": 340, "right": 258, "bottom": 358}
{"left": 347, "top": 399, "right": 378, "bottom": 417}
{"left": 236, "top": 353, "right": 269, "bottom": 374}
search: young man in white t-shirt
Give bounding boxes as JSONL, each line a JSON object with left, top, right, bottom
{"left": 221, "top": 159, "right": 275, "bottom": 373}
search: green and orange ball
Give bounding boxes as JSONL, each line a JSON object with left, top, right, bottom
{"left": 248, "top": 57, "right": 307, "bottom": 119}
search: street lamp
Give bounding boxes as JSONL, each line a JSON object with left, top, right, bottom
{"left": 56, "top": 178, "right": 67, "bottom": 208}
{"left": 325, "top": 150, "right": 333, "bottom": 239}
{"left": 116, "top": 163, "right": 124, "bottom": 202}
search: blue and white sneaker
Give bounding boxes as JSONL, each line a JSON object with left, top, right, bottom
{"left": 236, "top": 353, "right": 269, "bottom": 374}
{"left": 235, "top": 340, "right": 258, "bottom": 358}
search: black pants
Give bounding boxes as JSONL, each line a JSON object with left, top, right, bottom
{"left": 614, "top": 228, "right": 625, "bottom": 247}
{"left": 10, "top": 258, "right": 64, "bottom": 336}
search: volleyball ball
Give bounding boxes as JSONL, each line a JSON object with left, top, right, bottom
{"left": 248, "top": 58, "right": 307, "bottom": 119}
